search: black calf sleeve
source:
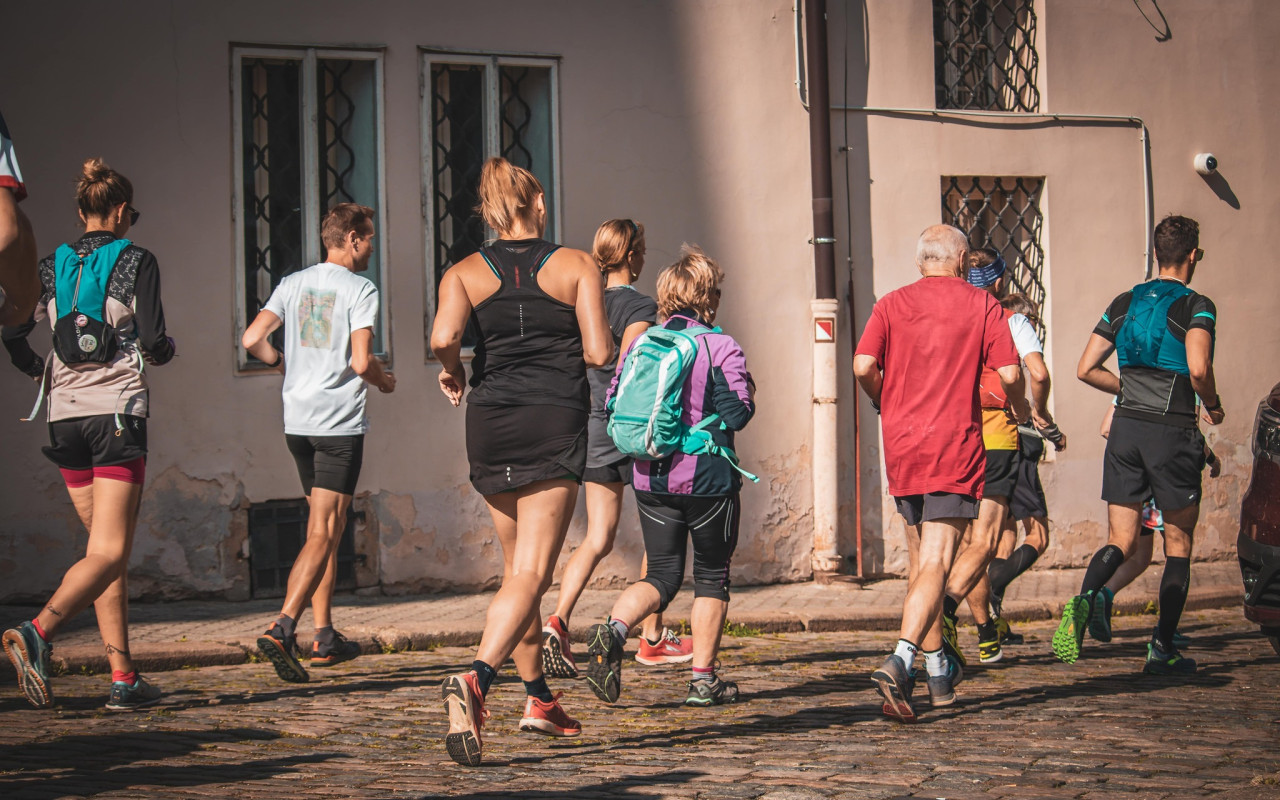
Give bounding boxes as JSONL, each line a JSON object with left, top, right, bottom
{"left": 1081, "top": 545, "right": 1125, "bottom": 595}
{"left": 1156, "top": 557, "right": 1191, "bottom": 651}
{"left": 1007, "top": 543, "right": 1041, "bottom": 582}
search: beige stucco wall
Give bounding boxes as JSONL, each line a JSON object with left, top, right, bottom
{"left": 0, "top": 1, "right": 819, "bottom": 601}
{"left": 840, "top": 0, "right": 1278, "bottom": 574}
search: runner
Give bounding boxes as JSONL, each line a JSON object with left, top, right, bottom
{"left": 430, "top": 157, "right": 612, "bottom": 766}
{"left": 955, "top": 275, "right": 1066, "bottom": 663}
{"left": 583, "top": 244, "right": 755, "bottom": 708}
{"left": 242, "top": 202, "right": 395, "bottom": 683}
{"left": 1054, "top": 214, "right": 1222, "bottom": 674}
{"left": 541, "top": 219, "right": 692, "bottom": 680}
{"left": 0, "top": 110, "right": 39, "bottom": 326}
{"left": 854, "top": 225, "right": 1028, "bottom": 722}
{"left": 2, "top": 158, "right": 175, "bottom": 711}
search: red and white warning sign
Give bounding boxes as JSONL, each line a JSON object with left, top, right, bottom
{"left": 815, "top": 318, "right": 835, "bottom": 342}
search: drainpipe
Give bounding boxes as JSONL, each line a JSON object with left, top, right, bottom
{"left": 803, "top": 0, "right": 843, "bottom": 580}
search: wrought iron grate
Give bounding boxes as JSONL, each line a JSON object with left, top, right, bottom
{"left": 318, "top": 60, "right": 358, "bottom": 209}
{"left": 430, "top": 64, "right": 487, "bottom": 290}
{"left": 248, "top": 499, "right": 361, "bottom": 599}
{"left": 942, "top": 176, "right": 1047, "bottom": 337}
{"left": 933, "top": 0, "right": 1040, "bottom": 112}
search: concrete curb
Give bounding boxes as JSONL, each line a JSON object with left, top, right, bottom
{"left": 0, "top": 586, "right": 1244, "bottom": 678}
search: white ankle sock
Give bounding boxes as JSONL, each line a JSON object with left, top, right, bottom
{"left": 924, "top": 649, "right": 947, "bottom": 678}
{"left": 893, "top": 639, "right": 919, "bottom": 668}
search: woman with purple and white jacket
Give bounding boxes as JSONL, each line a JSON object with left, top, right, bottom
{"left": 585, "top": 244, "right": 755, "bottom": 708}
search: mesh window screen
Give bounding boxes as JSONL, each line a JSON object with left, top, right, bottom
{"left": 942, "top": 176, "right": 1046, "bottom": 337}
{"left": 934, "top": 0, "right": 1040, "bottom": 112}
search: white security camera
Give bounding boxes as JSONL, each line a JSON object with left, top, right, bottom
{"left": 1194, "top": 153, "right": 1218, "bottom": 176}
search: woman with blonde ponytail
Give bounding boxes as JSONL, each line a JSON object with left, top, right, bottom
{"left": 540, "top": 219, "right": 693, "bottom": 682}
{"left": 430, "top": 157, "right": 612, "bottom": 766}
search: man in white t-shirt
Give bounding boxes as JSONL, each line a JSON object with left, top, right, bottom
{"left": 241, "top": 202, "right": 396, "bottom": 683}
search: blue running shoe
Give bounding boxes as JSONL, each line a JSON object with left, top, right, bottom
{"left": 3, "top": 621, "right": 53, "bottom": 708}
{"left": 1088, "top": 586, "right": 1115, "bottom": 643}
{"left": 105, "top": 674, "right": 162, "bottom": 712}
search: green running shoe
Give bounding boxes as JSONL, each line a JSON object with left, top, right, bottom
{"left": 105, "top": 674, "right": 163, "bottom": 712}
{"left": 584, "top": 623, "right": 623, "bottom": 704}
{"left": 941, "top": 611, "right": 967, "bottom": 668}
{"left": 685, "top": 674, "right": 740, "bottom": 707}
{"left": 978, "top": 637, "right": 1004, "bottom": 664}
{"left": 1152, "top": 625, "right": 1191, "bottom": 649}
{"left": 3, "top": 621, "right": 53, "bottom": 708}
{"left": 1088, "top": 586, "right": 1114, "bottom": 643}
{"left": 1052, "top": 594, "right": 1091, "bottom": 664}
{"left": 1143, "top": 640, "right": 1197, "bottom": 675}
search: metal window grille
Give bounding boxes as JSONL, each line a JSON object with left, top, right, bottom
{"left": 942, "top": 176, "right": 1047, "bottom": 337}
{"left": 248, "top": 499, "right": 363, "bottom": 599}
{"left": 934, "top": 0, "right": 1040, "bottom": 112}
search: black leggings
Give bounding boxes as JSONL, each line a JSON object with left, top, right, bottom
{"left": 635, "top": 491, "right": 740, "bottom": 611}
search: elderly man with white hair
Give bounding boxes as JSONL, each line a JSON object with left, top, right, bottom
{"left": 853, "top": 224, "right": 1029, "bottom": 722}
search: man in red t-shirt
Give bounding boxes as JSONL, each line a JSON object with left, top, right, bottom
{"left": 854, "top": 224, "right": 1028, "bottom": 722}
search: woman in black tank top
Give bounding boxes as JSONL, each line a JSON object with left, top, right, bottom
{"left": 430, "top": 157, "right": 612, "bottom": 766}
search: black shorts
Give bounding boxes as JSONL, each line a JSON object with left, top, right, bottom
{"left": 1102, "top": 416, "right": 1206, "bottom": 512}
{"left": 466, "top": 403, "right": 587, "bottom": 495}
{"left": 1009, "top": 435, "right": 1048, "bottom": 519}
{"left": 982, "top": 448, "right": 1020, "bottom": 500}
{"left": 583, "top": 457, "right": 633, "bottom": 486}
{"left": 44, "top": 414, "right": 147, "bottom": 469}
{"left": 286, "top": 434, "right": 364, "bottom": 496}
{"left": 894, "top": 492, "right": 980, "bottom": 526}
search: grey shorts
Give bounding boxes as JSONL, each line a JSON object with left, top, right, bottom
{"left": 894, "top": 491, "right": 980, "bottom": 526}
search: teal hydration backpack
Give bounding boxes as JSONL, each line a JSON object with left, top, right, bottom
{"left": 607, "top": 325, "right": 759, "bottom": 482}
{"left": 52, "top": 239, "right": 132, "bottom": 365}
{"left": 1114, "top": 279, "right": 1194, "bottom": 374}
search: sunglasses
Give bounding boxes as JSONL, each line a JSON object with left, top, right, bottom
{"left": 1193, "top": 248, "right": 1205, "bottom": 262}
{"left": 127, "top": 205, "right": 140, "bottom": 226}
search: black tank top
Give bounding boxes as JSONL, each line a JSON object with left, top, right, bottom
{"left": 467, "top": 238, "right": 589, "bottom": 410}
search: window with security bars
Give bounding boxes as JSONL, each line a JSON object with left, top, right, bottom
{"left": 933, "top": 0, "right": 1040, "bottom": 112}
{"left": 233, "top": 47, "right": 388, "bottom": 369}
{"left": 248, "top": 499, "right": 362, "bottom": 599}
{"left": 423, "top": 53, "right": 559, "bottom": 352}
{"left": 942, "top": 176, "right": 1047, "bottom": 337}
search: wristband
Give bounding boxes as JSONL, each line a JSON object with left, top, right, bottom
{"left": 1035, "top": 421, "right": 1065, "bottom": 445}
{"left": 1203, "top": 395, "right": 1222, "bottom": 412}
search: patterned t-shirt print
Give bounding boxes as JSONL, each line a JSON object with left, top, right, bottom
{"left": 298, "top": 289, "right": 337, "bottom": 348}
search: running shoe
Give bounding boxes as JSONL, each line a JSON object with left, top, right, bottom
{"left": 442, "top": 670, "right": 490, "bottom": 766}
{"left": 1052, "top": 593, "right": 1091, "bottom": 664}
{"left": 519, "top": 691, "right": 582, "bottom": 736}
{"left": 989, "top": 584, "right": 1005, "bottom": 619}
{"left": 1143, "top": 640, "right": 1197, "bottom": 675}
{"left": 1088, "top": 586, "right": 1115, "bottom": 643}
{"left": 635, "top": 628, "right": 694, "bottom": 665}
{"left": 257, "top": 623, "right": 309, "bottom": 683}
{"left": 927, "top": 655, "right": 963, "bottom": 708}
{"left": 105, "top": 674, "right": 162, "bottom": 712}
{"left": 994, "top": 615, "right": 1024, "bottom": 645}
{"left": 941, "top": 611, "right": 967, "bottom": 668}
{"left": 870, "top": 654, "right": 916, "bottom": 723}
{"left": 584, "top": 622, "right": 624, "bottom": 703}
{"left": 3, "top": 621, "right": 53, "bottom": 708}
{"left": 310, "top": 630, "right": 362, "bottom": 667}
{"left": 1153, "top": 625, "right": 1191, "bottom": 649}
{"left": 685, "top": 674, "right": 740, "bottom": 706}
{"left": 977, "top": 636, "right": 1004, "bottom": 664}
{"left": 540, "top": 615, "right": 578, "bottom": 679}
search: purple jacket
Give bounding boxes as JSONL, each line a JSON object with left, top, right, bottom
{"left": 609, "top": 311, "right": 755, "bottom": 495}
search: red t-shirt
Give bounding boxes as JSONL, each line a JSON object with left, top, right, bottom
{"left": 855, "top": 275, "right": 1018, "bottom": 498}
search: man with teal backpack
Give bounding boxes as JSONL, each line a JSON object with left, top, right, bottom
{"left": 1055, "top": 215, "right": 1223, "bottom": 675}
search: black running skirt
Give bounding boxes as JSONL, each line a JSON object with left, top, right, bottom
{"left": 465, "top": 403, "right": 587, "bottom": 495}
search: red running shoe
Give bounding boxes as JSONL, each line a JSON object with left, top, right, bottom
{"left": 541, "top": 615, "right": 579, "bottom": 678}
{"left": 519, "top": 691, "right": 582, "bottom": 737}
{"left": 441, "top": 670, "right": 490, "bottom": 766}
{"left": 634, "top": 628, "right": 694, "bottom": 665}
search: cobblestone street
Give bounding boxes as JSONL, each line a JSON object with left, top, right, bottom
{"left": 2, "top": 608, "right": 1278, "bottom": 799}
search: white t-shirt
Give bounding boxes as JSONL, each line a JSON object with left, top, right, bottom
{"left": 264, "top": 262, "right": 380, "bottom": 436}
{"left": 1008, "top": 313, "right": 1043, "bottom": 360}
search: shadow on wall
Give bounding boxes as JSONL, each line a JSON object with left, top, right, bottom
{"left": 1200, "top": 170, "right": 1240, "bottom": 210}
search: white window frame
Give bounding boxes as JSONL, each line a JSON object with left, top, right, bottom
{"left": 231, "top": 45, "right": 390, "bottom": 373}
{"left": 419, "top": 48, "right": 562, "bottom": 361}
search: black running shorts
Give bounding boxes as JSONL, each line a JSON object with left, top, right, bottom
{"left": 983, "top": 448, "right": 1020, "bottom": 500}
{"left": 1009, "top": 435, "right": 1048, "bottom": 520}
{"left": 1102, "top": 416, "right": 1206, "bottom": 512}
{"left": 582, "top": 457, "right": 633, "bottom": 486}
{"left": 44, "top": 414, "right": 148, "bottom": 469}
{"left": 286, "top": 434, "right": 364, "bottom": 496}
{"left": 465, "top": 403, "right": 586, "bottom": 495}
{"left": 894, "top": 492, "right": 980, "bottom": 526}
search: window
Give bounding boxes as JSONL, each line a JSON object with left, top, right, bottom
{"left": 421, "top": 51, "right": 560, "bottom": 353}
{"left": 933, "top": 0, "right": 1040, "bottom": 112}
{"left": 247, "top": 499, "right": 362, "bottom": 598}
{"left": 232, "top": 47, "right": 388, "bottom": 369}
{"left": 942, "top": 176, "right": 1046, "bottom": 336}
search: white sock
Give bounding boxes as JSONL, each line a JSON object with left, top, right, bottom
{"left": 924, "top": 649, "right": 947, "bottom": 678}
{"left": 893, "top": 639, "right": 919, "bottom": 667}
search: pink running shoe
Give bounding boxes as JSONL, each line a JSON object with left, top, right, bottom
{"left": 541, "top": 615, "right": 578, "bottom": 678}
{"left": 635, "top": 628, "right": 695, "bottom": 665}
{"left": 519, "top": 691, "right": 582, "bottom": 737}
{"left": 441, "top": 670, "right": 490, "bottom": 767}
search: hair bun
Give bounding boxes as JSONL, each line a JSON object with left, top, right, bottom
{"left": 81, "top": 157, "right": 111, "bottom": 183}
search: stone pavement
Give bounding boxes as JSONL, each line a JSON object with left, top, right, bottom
{"left": 1, "top": 607, "right": 1277, "bottom": 799}
{"left": 0, "top": 562, "right": 1243, "bottom": 678}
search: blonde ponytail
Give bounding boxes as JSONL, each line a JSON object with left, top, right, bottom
{"left": 477, "top": 157, "right": 544, "bottom": 235}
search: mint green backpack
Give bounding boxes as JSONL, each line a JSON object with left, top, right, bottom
{"left": 606, "top": 325, "right": 758, "bottom": 482}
